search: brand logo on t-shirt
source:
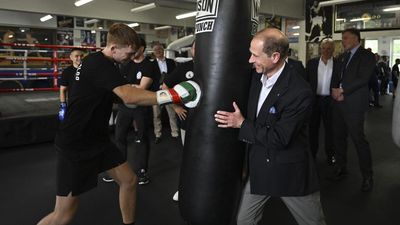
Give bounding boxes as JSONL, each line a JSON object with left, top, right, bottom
{"left": 136, "top": 71, "right": 142, "bottom": 80}
{"left": 186, "top": 71, "right": 194, "bottom": 79}
{"left": 75, "top": 63, "right": 82, "bottom": 81}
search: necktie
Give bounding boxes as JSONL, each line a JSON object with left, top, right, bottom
{"left": 340, "top": 51, "right": 351, "bottom": 82}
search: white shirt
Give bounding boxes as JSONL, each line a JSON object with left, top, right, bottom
{"left": 157, "top": 58, "right": 168, "bottom": 73}
{"left": 257, "top": 64, "right": 285, "bottom": 116}
{"left": 317, "top": 57, "right": 333, "bottom": 96}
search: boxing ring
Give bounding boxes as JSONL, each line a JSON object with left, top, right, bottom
{"left": 0, "top": 43, "right": 99, "bottom": 148}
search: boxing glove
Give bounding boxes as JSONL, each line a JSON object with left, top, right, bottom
{"left": 156, "top": 81, "right": 201, "bottom": 108}
{"left": 58, "top": 102, "right": 67, "bottom": 121}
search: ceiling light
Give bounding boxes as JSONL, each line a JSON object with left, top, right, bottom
{"left": 127, "top": 23, "right": 140, "bottom": 28}
{"left": 292, "top": 25, "right": 300, "bottom": 29}
{"left": 75, "top": 0, "right": 94, "bottom": 7}
{"left": 383, "top": 7, "right": 400, "bottom": 12}
{"left": 98, "top": 26, "right": 103, "bottom": 29}
{"left": 319, "top": 0, "right": 365, "bottom": 7}
{"left": 8, "top": 34, "right": 14, "bottom": 38}
{"left": 91, "top": 30, "right": 96, "bottom": 34}
{"left": 350, "top": 17, "right": 369, "bottom": 22}
{"left": 293, "top": 33, "right": 300, "bottom": 36}
{"left": 130, "top": 2, "right": 157, "bottom": 13}
{"left": 40, "top": 14, "right": 53, "bottom": 22}
{"left": 176, "top": 11, "right": 197, "bottom": 20}
{"left": 336, "top": 18, "right": 346, "bottom": 22}
{"left": 154, "top": 25, "right": 172, "bottom": 30}
{"left": 84, "top": 19, "right": 99, "bottom": 24}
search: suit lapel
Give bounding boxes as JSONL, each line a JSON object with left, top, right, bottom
{"left": 256, "top": 64, "right": 290, "bottom": 122}
{"left": 248, "top": 72, "right": 262, "bottom": 121}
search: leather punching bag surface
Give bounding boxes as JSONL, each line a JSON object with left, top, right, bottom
{"left": 179, "top": 1, "right": 260, "bottom": 225}
{"left": 393, "top": 85, "right": 400, "bottom": 148}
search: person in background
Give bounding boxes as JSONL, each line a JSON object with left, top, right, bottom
{"left": 392, "top": 58, "right": 399, "bottom": 99}
{"left": 58, "top": 48, "right": 84, "bottom": 121}
{"left": 330, "top": 28, "right": 375, "bottom": 192}
{"left": 151, "top": 43, "right": 178, "bottom": 144}
{"left": 305, "top": 38, "right": 336, "bottom": 164}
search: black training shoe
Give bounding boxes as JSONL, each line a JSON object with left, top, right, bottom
{"left": 137, "top": 169, "right": 150, "bottom": 185}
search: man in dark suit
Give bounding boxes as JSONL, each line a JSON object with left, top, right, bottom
{"left": 215, "top": 28, "right": 325, "bottom": 225}
{"left": 305, "top": 38, "right": 337, "bottom": 164}
{"left": 331, "top": 28, "right": 375, "bottom": 192}
{"left": 151, "top": 43, "right": 178, "bottom": 143}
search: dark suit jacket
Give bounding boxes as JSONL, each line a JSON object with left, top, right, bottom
{"left": 288, "top": 58, "right": 306, "bottom": 81}
{"left": 305, "top": 57, "right": 337, "bottom": 95}
{"left": 151, "top": 57, "right": 176, "bottom": 91}
{"left": 238, "top": 63, "right": 319, "bottom": 196}
{"left": 331, "top": 46, "right": 376, "bottom": 113}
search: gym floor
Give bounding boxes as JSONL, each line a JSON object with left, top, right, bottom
{"left": 1, "top": 95, "right": 399, "bottom": 225}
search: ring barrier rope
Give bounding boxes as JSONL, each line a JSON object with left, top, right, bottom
{"left": 0, "top": 43, "right": 100, "bottom": 92}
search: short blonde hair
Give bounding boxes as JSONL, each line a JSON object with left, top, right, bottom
{"left": 107, "top": 23, "right": 139, "bottom": 49}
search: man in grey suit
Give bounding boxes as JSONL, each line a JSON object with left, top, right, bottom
{"left": 331, "top": 28, "right": 375, "bottom": 192}
{"left": 214, "top": 28, "right": 326, "bottom": 225}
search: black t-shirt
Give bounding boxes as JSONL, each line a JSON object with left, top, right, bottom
{"left": 120, "top": 57, "right": 155, "bottom": 85}
{"left": 55, "top": 51, "right": 127, "bottom": 160}
{"left": 164, "top": 60, "right": 195, "bottom": 88}
{"left": 163, "top": 60, "right": 195, "bottom": 130}
{"left": 118, "top": 57, "right": 155, "bottom": 111}
{"left": 59, "top": 65, "right": 77, "bottom": 87}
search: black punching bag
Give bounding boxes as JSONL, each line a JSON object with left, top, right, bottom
{"left": 179, "top": 1, "right": 260, "bottom": 225}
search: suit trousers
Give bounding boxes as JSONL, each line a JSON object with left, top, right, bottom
{"left": 332, "top": 105, "right": 373, "bottom": 178}
{"left": 115, "top": 107, "right": 150, "bottom": 174}
{"left": 237, "top": 180, "right": 326, "bottom": 225}
{"left": 152, "top": 104, "right": 179, "bottom": 138}
{"left": 309, "top": 95, "right": 334, "bottom": 159}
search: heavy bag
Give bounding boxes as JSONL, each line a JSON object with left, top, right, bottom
{"left": 393, "top": 85, "right": 400, "bottom": 148}
{"left": 179, "top": 1, "right": 260, "bottom": 225}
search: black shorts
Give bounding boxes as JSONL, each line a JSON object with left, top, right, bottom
{"left": 56, "top": 144, "right": 125, "bottom": 196}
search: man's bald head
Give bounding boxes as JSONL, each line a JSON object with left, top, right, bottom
{"left": 253, "top": 28, "right": 289, "bottom": 61}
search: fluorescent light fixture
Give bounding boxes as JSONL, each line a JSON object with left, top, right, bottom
{"left": 350, "top": 17, "right": 369, "bottom": 22}
{"left": 292, "top": 25, "right": 300, "bottom": 29}
{"left": 127, "top": 23, "right": 140, "bottom": 28}
{"left": 319, "top": 0, "right": 365, "bottom": 7}
{"left": 336, "top": 18, "right": 346, "bottom": 22}
{"left": 293, "top": 33, "right": 300, "bottom": 36}
{"left": 40, "top": 14, "right": 53, "bottom": 22}
{"left": 75, "top": 0, "right": 93, "bottom": 7}
{"left": 130, "top": 2, "right": 156, "bottom": 13}
{"left": 383, "top": 7, "right": 400, "bottom": 12}
{"left": 154, "top": 25, "right": 172, "bottom": 30}
{"left": 176, "top": 11, "right": 197, "bottom": 20}
{"left": 84, "top": 19, "right": 99, "bottom": 24}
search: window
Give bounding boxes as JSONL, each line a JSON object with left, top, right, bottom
{"left": 365, "top": 39, "right": 378, "bottom": 54}
{"left": 392, "top": 39, "right": 400, "bottom": 67}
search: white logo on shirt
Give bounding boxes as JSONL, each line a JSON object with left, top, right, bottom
{"left": 136, "top": 71, "right": 142, "bottom": 80}
{"left": 185, "top": 71, "right": 194, "bottom": 79}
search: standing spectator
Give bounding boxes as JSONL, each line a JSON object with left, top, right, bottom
{"left": 151, "top": 43, "right": 178, "bottom": 143}
{"left": 331, "top": 28, "right": 375, "bottom": 192}
{"left": 369, "top": 53, "right": 382, "bottom": 108}
{"left": 113, "top": 37, "right": 155, "bottom": 185}
{"left": 392, "top": 58, "right": 399, "bottom": 99}
{"left": 378, "top": 55, "right": 391, "bottom": 95}
{"left": 58, "top": 48, "right": 84, "bottom": 121}
{"left": 305, "top": 38, "right": 336, "bottom": 164}
{"left": 163, "top": 41, "right": 196, "bottom": 201}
